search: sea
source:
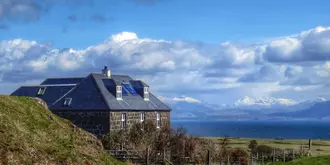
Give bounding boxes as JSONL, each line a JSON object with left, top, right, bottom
{"left": 171, "top": 120, "right": 330, "bottom": 140}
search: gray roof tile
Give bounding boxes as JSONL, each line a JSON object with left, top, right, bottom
{"left": 11, "top": 85, "right": 75, "bottom": 106}
{"left": 41, "top": 78, "right": 84, "bottom": 85}
{"left": 11, "top": 73, "right": 171, "bottom": 111}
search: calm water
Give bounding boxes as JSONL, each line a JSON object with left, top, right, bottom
{"left": 171, "top": 120, "right": 330, "bottom": 140}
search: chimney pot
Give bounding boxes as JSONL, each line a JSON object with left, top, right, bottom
{"left": 102, "top": 66, "right": 111, "bottom": 78}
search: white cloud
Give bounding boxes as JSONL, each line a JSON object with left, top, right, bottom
{"left": 1, "top": 27, "right": 330, "bottom": 104}
{"left": 262, "top": 26, "right": 330, "bottom": 62}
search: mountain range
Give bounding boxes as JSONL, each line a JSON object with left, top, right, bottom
{"left": 159, "top": 96, "right": 329, "bottom": 120}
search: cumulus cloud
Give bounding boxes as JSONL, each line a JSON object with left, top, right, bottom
{"left": 238, "top": 64, "right": 281, "bottom": 83}
{"left": 1, "top": 26, "right": 330, "bottom": 103}
{"left": 262, "top": 26, "right": 330, "bottom": 62}
{"left": 284, "top": 66, "right": 303, "bottom": 78}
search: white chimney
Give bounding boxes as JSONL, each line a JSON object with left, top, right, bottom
{"left": 102, "top": 66, "right": 111, "bottom": 78}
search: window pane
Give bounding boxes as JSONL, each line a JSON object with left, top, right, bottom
{"left": 121, "top": 113, "right": 126, "bottom": 129}
{"left": 156, "top": 112, "right": 161, "bottom": 128}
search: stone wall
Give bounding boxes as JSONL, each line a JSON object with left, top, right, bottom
{"left": 53, "top": 110, "right": 110, "bottom": 136}
{"left": 53, "top": 110, "right": 171, "bottom": 135}
{"left": 109, "top": 111, "right": 170, "bottom": 131}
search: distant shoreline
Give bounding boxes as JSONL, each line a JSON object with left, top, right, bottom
{"left": 171, "top": 120, "right": 330, "bottom": 140}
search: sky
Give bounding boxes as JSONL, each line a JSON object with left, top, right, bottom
{"left": 1, "top": 0, "right": 330, "bottom": 105}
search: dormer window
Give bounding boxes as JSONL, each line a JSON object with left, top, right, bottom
{"left": 116, "top": 85, "right": 122, "bottom": 100}
{"left": 116, "top": 93, "right": 122, "bottom": 99}
{"left": 37, "top": 87, "right": 47, "bottom": 95}
{"left": 144, "top": 87, "right": 148, "bottom": 93}
{"left": 144, "top": 93, "right": 149, "bottom": 101}
{"left": 116, "top": 86, "right": 122, "bottom": 92}
{"left": 143, "top": 87, "right": 149, "bottom": 100}
{"left": 63, "top": 98, "right": 72, "bottom": 106}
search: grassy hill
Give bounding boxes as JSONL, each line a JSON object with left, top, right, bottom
{"left": 0, "top": 95, "right": 124, "bottom": 165}
{"left": 269, "top": 156, "right": 330, "bottom": 165}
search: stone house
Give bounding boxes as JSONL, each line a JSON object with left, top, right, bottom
{"left": 11, "top": 67, "right": 171, "bottom": 135}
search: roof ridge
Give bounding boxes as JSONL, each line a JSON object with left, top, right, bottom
{"left": 21, "top": 84, "right": 76, "bottom": 87}
{"left": 44, "top": 77, "right": 85, "bottom": 79}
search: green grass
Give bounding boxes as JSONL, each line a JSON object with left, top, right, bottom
{"left": 204, "top": 137, "right": 330, "bottom": 156}
{"left": 268, "top": 156, "right": 330, "bottom": 165}
{"left": 0, "top": 95, "right": 125, "bottom": 165}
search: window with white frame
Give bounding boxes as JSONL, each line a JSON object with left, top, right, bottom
{"left": 116, "top": 86, "right": 122, "bottom": 92}
{"left": 144, "top": 93, "right": 149, "bottom": 100}
{"left": 116, "top": 92, "right": 122, "bottom": 99}
{"left": 63, "top": 98, "right": 72, "bottom": 106}
{"left": 140, "top": 112, "right": 145, "bottom": 122}
{"left": 116, "top": 86, "right": 122, "bottom": 99}
{"left": 156, "top": 112, "right": 161, "bottom": 129}
{"left": 121, "top": 113, "right": 126, "bottom": 129}
{"left": 37, "top": 87, "right": 47, "bottom": 95}
{"left": 144, "top": 87, "right": 148, "bottom": 93}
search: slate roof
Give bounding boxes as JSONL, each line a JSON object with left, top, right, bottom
{"left": 41, "top": 77, "right": 85, "bottom": 85}
{"left": 11, "top": 85, "right": 75, "bottom": 106}
{"left": 11, "top": 73, "right": 171, "bottom": 111}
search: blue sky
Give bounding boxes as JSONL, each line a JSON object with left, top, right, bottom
{"left": 1, "top": 0, "right": 330, "bottom": 48}
{"left": 1, "top": 0, "right": 330, "bottom": 105}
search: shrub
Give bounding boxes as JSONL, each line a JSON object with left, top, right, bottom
{"left": 230, "top": 149, "right": 249, "bottom": 165}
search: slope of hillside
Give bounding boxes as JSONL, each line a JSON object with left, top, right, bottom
{"left": 0, "top": 95, "right": 123, "bottom": 165}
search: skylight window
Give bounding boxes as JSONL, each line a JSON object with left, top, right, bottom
{"left": 37, "top": 87, "right": 47, "bottom": 95}
{"left": 63, "top": 98, "right": 72, "bottom": 106}
{"left": 123, "top": 83, "right": 138, "bottom": 95}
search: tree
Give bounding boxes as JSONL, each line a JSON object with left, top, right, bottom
{"left": 248, "top": 140, "right": 258, "bottom": 153}
{"left": 218, "top": 137, "right": 230, "bottom": 161}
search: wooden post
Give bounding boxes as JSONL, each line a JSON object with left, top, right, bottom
{"left": 256, "top": 152, "right": 259, "bottom": 160}
{"left": 272, "top": 148, "right": 275, "bottom": 163}
{"left": 261, "top": 153, "right": 264, "bottom": 165}
{"left": 283, "top": 149, "right": 286, "bottom": 162}
{"left": 207, "top": 149, "right": 211, "bottom": 165}
{"left": 292, "top": 148, "right": 295, "bottom": 160}
{"left": 227, "top": 155, "right": 230, "bottom": 165}
{"left": 146, "top": 147, "right": 150, "bottom": 165}
{"left": 250, "top": 151, "right": 253, "bottom": 165}
{"left": 163, "top": 148, "right": 166, "bottom": 165}
{"left": 308, "top": 139, "right": 312, "bottom": 156}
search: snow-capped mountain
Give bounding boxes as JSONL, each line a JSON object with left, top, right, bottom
{"left": 233, "top": 96, "right": 297, "bottom": 109}
{"left": 160, "top": 96, "right": 328, "bottom": 120}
